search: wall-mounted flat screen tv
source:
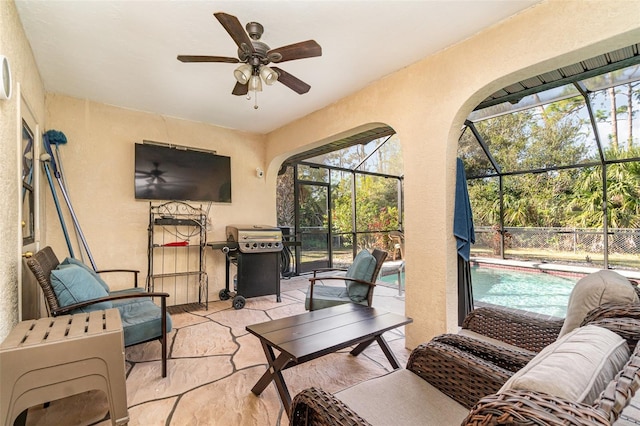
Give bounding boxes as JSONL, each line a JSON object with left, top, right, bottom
{"left": 134, "top": 142, "right": 231, "bottom": 202}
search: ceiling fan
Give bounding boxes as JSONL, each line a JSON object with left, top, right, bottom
{"left": 177, "top": 12, "right": 322, "bottom": 107}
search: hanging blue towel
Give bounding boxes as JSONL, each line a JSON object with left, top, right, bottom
{"left": 454, "top": 158, "right": 475, "bottom": 261}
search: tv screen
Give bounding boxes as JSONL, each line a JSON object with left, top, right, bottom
{"left": 134, "top": 143, "right": 231, "bottom": 202}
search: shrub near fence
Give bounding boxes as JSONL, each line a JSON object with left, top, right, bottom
{"left": 473, "top": 227, "right": 640, "bottom": 270}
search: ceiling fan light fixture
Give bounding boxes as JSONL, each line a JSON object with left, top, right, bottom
{"left": 248, "top": 75, "right": 263, "bottom": 92}
{"left": 260, "top": 66, "right": 278, "bottom": 86}
{"left": 233, "top": 64, "right": 252, "bottom": 84}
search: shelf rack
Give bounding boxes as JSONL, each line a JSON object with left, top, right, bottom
{"left": 147, "top": 201, "right": 208, "bottom": 309}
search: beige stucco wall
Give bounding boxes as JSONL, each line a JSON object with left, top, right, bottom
{"left": 266, "top": 0, "right": 640, "bottom": 348}
{"left": 44, "top": 94, "right": 271, "bottom": 298}
{"left": 0, "top": 1, "right": 46, "bottom": 340}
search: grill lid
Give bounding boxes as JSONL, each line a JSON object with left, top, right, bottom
{"left": 226, "top": 225, "right": 283, "bottom": 253}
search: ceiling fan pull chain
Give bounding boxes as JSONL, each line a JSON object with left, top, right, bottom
{"left": 254, "top": 91, "right": 259, "bottom": 109}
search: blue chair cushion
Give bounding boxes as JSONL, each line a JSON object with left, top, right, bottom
{"left": 345, "top": 250, "right": 377, "bottom": 303}
{"left": 305, "top": 285, "right": 355, "bottom": 310}
{"left": 110, "top": 290, "right": 152, "bottom": 308}
{"left": 50, "top": 264, "right": 113, "bottom": 313}
{"left": 117, "top": 299, "right": 172, "bottom": 347}
{"left": 62, "top": 257, "right": 110, "bottom": 293}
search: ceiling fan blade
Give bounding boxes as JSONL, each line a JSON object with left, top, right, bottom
{"left": 268, "top": 40, "right": 322, "bottom": 63}
{"left": 232, "top": 81, "right": 248, "bottom": 96}
{"left": 213, "top": 12, "right": 255, "bottom": 56}
{"left": 271, "top": 67, "right": 311, "bottom": 94}
{"left": 177, "top": 55, "right": 239, "bottom": 63}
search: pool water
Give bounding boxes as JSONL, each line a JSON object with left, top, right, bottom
{"left": 380, "top": 266, "right": 578, "bottom": 318}
{"left": 471, "top": 266, "right": 577, "bottom": 318}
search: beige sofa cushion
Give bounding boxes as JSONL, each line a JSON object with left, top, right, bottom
{"left": 335, "top": 368, "right": 469, "bottom": 425}
{"left": 500, "top": 325, "right": 629, "bottom": 405}
{"left": 559, "top": 270, "right": 638, "bottom": 338}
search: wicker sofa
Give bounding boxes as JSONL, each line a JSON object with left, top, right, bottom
{"left": 290, "top": 270, "right": 640, "bottom": 425}
{"left": 289, "top": 318, "right": 640, "bottom": 426}
{"left": 459, "top": 270, "right": 640, "bottom": 353}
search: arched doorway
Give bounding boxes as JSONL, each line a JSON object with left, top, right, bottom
{"left": 457, "top": 42, "right": 640, "bottom": 318}
{"left": 276, "top": 126, "right": 404, "bottom": 286}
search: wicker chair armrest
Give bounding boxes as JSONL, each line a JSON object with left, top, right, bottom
{"left": 289, "top": 387, "right": 372, "bottom": 426}
{"left": 592, "top": 340, "right": 640, "bottom": 423}
{"left": 406, "top": 339, "right": 515, "bottom": 409}
{"left": 96, "top": 268, "right": 140, "bottom": 287}
{"left": 586, "top": 317, "right": 640, "bottom": 352}
{"left": 51, "top": 291, "right": 170, "bottom": 316}
{"left": 462, "top": 389, "right": 610, "bottom": 426}
{"left": 581, "top": 302, "right": 640, "bottom": 325}
{"left": 461, "top": 306, "right": 563, "bottom": 352}
{"left": 431, "top": 334, "right": 535, "bottom": 372}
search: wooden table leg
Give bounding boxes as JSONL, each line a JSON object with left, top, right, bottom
{"left": 251, "top": 340, "right": 295, "bottom": 413}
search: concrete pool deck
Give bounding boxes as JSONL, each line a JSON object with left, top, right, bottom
{"left": 471, "top": 257, "right": 640, "bottom": 282}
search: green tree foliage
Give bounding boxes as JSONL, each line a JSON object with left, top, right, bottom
{"left": 331, "top": 174, "right": 400, "bottom": 249}
{"left": 298, "top": 184, "right": 328, "bottom": 229}
{"left": 355, "top": 175, "right": 399, "bottom": 232}
{"left": 566, "top": 148, "right": 640, "bottom": 228}
{"left": 465, "top": 90, "right": 640, "bottom": 229}
{"left": 330, "top": 171, "right": 352, "bottom": 233}
{"left": 276, "top": 166, "right": 295, "bottom": 227}
{"left": 467, "top": 178, "right": 500, "bottom": 226}
{"left": 468, "top": 98, "right": 588, "bottom": 227}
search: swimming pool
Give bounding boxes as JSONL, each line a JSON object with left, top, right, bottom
{"left": 380, "top": 266, "right": 579, "bottom": 318}
{"left": 471, "top": 266, "right": 578, "bottom": 318}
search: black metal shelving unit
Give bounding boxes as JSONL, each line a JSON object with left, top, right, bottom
{"left": 147, "top": 201, "right": 208, "bottom": 309}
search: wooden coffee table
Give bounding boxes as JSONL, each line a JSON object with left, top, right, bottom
{"left": 246, "top": 303, "right": 412, "bottom": 413}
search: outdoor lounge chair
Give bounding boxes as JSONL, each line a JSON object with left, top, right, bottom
{"left": 388, "top": 231, "right": 404, "bottom": 260}
{"left": 305, "top": 249, "right": 387, "bottom": 311}
{"left": 26, "top": 246, "right": 172, "bottom": 377}
{"left": 408, "top": 269, "right": 640, "bottom": 408}
{"left": 289, "top": 318, "right": 640, "bottom": 425}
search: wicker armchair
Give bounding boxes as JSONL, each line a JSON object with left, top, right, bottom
{"left": 460, "top": 305, "right": 564, "bottom": 352}
{"left": 289, "top": 318, "right": 640, "bottom": 426}
{"left": 461, "top": 272, "right": 640, "bottom": 353}
{"left": 288, "top": 333, "right": 533, "bottom": 426}
{"left": 463, "top": 338, "right": 640, "bottom": 425}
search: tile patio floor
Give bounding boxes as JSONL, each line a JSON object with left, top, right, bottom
{"left": 24, "top": 274, "right": 408, "bottom": 426}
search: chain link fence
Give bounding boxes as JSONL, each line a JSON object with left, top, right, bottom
{"left": 473, "top": 227, "right": 640, "bottom": 270}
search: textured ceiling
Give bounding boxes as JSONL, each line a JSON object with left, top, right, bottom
{"left": 15, "top": 0, "right": 540, "bottom": 134}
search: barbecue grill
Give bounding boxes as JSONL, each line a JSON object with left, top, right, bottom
{"left": 219, "top": 225, "right": 282, "bottom": 309}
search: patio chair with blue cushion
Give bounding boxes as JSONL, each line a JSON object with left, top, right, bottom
{"left": 26, "top": 246, "right": 172, "bottom": 377}
{"left": 305, "top": 248, "right": 388, "bottom": 311}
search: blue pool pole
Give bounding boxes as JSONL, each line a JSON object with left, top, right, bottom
{"left": 43, "top": 130, "right": 97, "bottom": 270}
{"left": 41, "top": 154, "right": 74, "bottom": 257}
